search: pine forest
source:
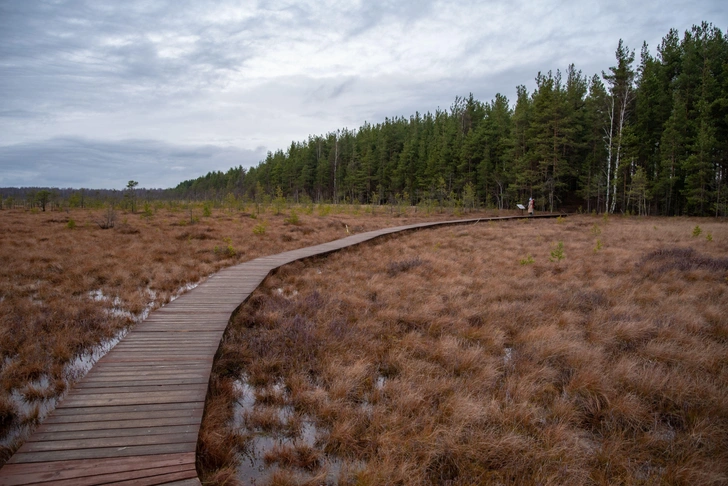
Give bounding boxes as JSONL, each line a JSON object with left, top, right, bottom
{"left": 173, "top": 23, "right": 726, "bottom": 216}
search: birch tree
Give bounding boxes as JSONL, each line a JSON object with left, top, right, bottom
{"left": 603, "top": 40, "right": 635, "bottom": 213}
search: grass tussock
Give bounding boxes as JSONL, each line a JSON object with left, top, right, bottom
{"left": 204, "top": 215, "right": 728, "bottom": 485}
{"left": 1, "top": 204, "right": 498, "bottom": 465}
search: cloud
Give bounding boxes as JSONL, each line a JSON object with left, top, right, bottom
{"left": 0, "top": 137, "right": 266, "bottom": 189}
{"left": 0, "top": 0, "right": 725, "bottom": 188}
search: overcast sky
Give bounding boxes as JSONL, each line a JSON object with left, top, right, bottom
{"left": 0, "top": 1, "right": 725, "bottom": 189}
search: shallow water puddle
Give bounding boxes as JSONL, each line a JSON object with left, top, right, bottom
{"left": 233, "top": 377, "right": 355, "bottom": 485}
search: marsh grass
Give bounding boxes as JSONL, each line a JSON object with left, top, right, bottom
{"left": 0, "top": 204, "right": 501, "bottom": 466}
{"left": 205, "top": 215, "right": 728, "bottom": 485}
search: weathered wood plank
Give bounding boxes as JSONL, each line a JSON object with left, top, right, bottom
{"left": 101, "top": 469, "right": 199, "bottom": 486}
{"left": 40, "top": 465, "right": 198, "bottom": 486}
{"left": 38, "top": 415, "right": 202, "bottom": 433}
{"left": 75, "top": 377, "right": 209, "bottom": 389}
{"left": 70, "top": 383, "right": 203, "bottom": 395}
{"left": 58, "top": 390, "right": 207, "bottom": 407}
{"left": 19, "top": 431, "right": 199, "bottom": 453}
{"left": 49, "top": 401, "right": 204, "bottom": 417}
{"left": 30, "top": 424, "right": 199, "bottom": 442}
{"left": 8, "top": 442, "right": 195, "bottom": 464}
{"left": 0, "top": 453, "right": 195, "bottom": 485}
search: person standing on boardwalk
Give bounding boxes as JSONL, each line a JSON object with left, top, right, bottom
{"left": 527, "top": 197, "right": 534, "bottom": 216}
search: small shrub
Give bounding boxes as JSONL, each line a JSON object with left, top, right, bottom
{"left": 203, "top": 203, "right": 212, "bottom": 218}
{"left": 692, "top": 225, "right": 702, "bottom": 237}
{"left": 594, "top": 238, "right": 603, "bottom": 253}
{"left": 706, "top": 232, "right": 713, "bottom": 242}
{"left": 591, "top": 224, "right": 601, "bottom": 236}
{"left": 186, "top": 207, "right": 199, "bottom": 224}
{"left": 214, "top": 238, "right": 236, "bottom": 258}
{"left": 66, "top": 218, "right": 76, "bottom": 230}
{"left": 253, "top": 222, "right": 267, "bottom": 235}
{"left": 284, "top": 209, "right": 300, "bottom": 225}
{"left": 318, "top": 205, "right": 332, "bottom": 217}
{"left": 142, "top": 202, "right": 153, "bottom": 218}
{"left": 272, "top": 187, "right": 286, "bottom": 215}
{"left": 519, "top": 254, "right": 535, "bottom": 265}
{"left": 96, "top": 206, "right": 117, "bottom": 229}
{"left": 549, "top": 241, "right": 565, "bottom": 262}
{"left": 223, "top": 237, "right": 236, "bottom": 257}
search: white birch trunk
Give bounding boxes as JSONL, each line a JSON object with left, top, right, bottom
{"left": 604, "top": 97, "right": 615, "bottom": 213}
{"left": 610, "top": 85, "right": 631, "bottom": 214}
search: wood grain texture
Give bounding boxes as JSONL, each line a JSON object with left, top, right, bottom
{"left": 0, "top": 214, "right": 561, "bottom": 485}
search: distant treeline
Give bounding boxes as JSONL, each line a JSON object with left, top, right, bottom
{"left": 0, "top": 187, "right": 171, "bottom": 211}
{"left": 175, "top": 22, "right": 728, "bottom": 216}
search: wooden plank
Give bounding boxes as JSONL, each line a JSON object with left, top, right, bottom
{"left": 30, "top": 424, "right": 199, "bottom": 442}
{"left": 0, "top": 453, "right": 195, "bottom": 485}
{"left": 38, "top": 415, "right": 202, "bottom": 433}
{"left": 69, "top": 383, "right": 204, "bottom": 395}
{"left": 74, "top": 377, "right": 209, "bottom": 389}
{"left": 49, "top": 402, "right": 204, "bottom": 417}
{"left": 101, "top": 469, "right": 199, "bottom": 486}
{"left": 9, "top": 442, "right": 194, "bottom": 464}
{"left": 35, "top": 464, "right": 198, "bottom": 486}
{"left": 43, "top": 413, "right": 202, "bottom": 429}
{"left": 58, "top": 390, "right": 207, "bottom": 407}
{"left": 78, "top": 373, "right": 208, "bottom": 383}
{"left": 19, "top": 431, "right": 199, "bottom": 452}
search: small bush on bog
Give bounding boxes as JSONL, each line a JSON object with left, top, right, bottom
{"left": 284, "top": 209, "right": 300, "bottom": 225}
{"left": 549, "top": 241, "right": 565, "bottom": 262}
{"left": 519, "top": 254, "right": 535, "bottom": 265}
{"left": 317, "top": 204, "right": 332, "bottom": 217}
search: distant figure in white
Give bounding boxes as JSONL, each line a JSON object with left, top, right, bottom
{"left": 527, "top": 197, "right": 534, "bottom": 216}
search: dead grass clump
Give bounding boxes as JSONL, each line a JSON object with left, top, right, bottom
{"left": 638, "top": 246, "right": 728, "bottom": 277}
{"left": 264, "top": 444, "right": 322, "bottom": 471}
{"left": 386, "top": 256, "right": 425, "bottom": 276}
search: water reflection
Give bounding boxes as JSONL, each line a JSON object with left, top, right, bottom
{"left": 232, "top": 377, "right": 361, "bottom": 485}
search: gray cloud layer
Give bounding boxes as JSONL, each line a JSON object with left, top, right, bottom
{"left": 1, "top": 0, "right": 725, "bottom": 188}
{"left": 0, "top": 137, "right": 265, "bottom": 188}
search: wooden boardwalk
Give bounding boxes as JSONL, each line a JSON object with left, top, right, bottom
{"left": 0, "top": 214, "right": 560, "bottom": 485}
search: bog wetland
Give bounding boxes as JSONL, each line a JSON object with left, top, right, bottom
{"left": 1, "top": 205, "right": 727, "bottom": 485}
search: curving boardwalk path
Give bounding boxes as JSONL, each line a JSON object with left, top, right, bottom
{"left": 0, "top": 214, "right": 561, "bottom": 485}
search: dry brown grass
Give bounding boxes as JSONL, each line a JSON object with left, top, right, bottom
{"left": 0, "top": 203, "right": 498, "bottom": 466}
{"left": 206, "top": 215, "right": 728, "bottom": 485}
